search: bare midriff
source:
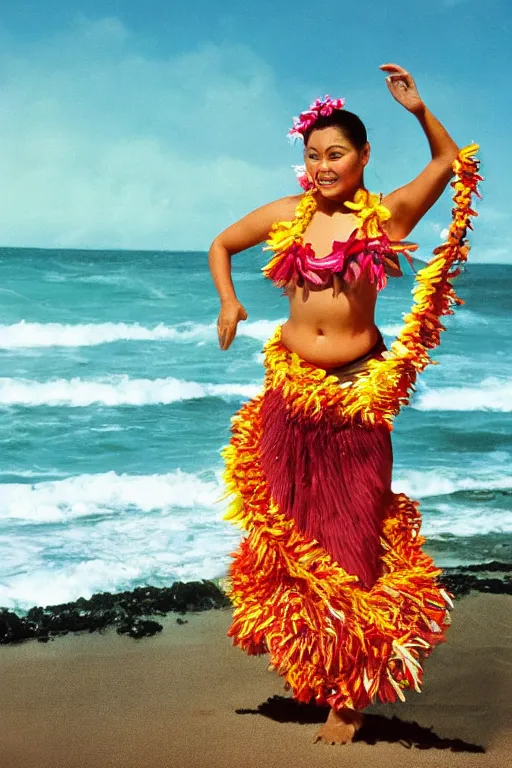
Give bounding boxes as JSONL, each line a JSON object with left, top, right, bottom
{"left": 280, "top": 278, "right": 380, "bottom": 368}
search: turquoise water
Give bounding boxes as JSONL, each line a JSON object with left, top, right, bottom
{"left": 1, "top": 246, "right": 511, "bottom": 613}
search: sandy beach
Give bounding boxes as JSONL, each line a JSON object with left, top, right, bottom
{"left": 0, "top": 592, "right": 510, "bottom": 768}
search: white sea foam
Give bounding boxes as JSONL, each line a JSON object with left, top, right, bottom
{"left": 380, "top": 324, "right": 403, "bottom": 337}
{"left": 393, "top": 467, "right": 512, "bottom": 499}
{"left": 0, "top": 469, "right": 69, "bottom": 479}
{"left": 0, "top": 470, "right": 224, "bottom": 522}
{"left": 414, "top": 378, "right": 512, "bottom": 412}
{"left": 237, "top": 319, "right": 283, "bottom": 340}
{"left": 0, "top": 319, "right": 285, "bottom": 348}
{"left": 0, "top": 531, "right": 240, "bottom": 613}
{"left": 0, "top": 320, "right": 200, "bottom": 347}
{"left": 0, "top": 469, "right": 242, "bottom": 611}
{"left": 0, "top": 376, "right": 259, "bottom": 407}
{"left": 423, "top": 505, "right": 512, "bottom": 539}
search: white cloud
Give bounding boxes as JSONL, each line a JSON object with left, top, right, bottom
{"left": 0, "top": 16, "right": 506, "bottom": 263}
{"left": 0, "top": 17, "right": 295, "bottom": 250}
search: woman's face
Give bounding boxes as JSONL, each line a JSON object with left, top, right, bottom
{"left": 304, "top": 126, "right": 369, "bottom": 200}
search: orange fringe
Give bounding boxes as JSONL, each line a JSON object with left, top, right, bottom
{"left": 222, "top": 146, "right": 481, "bottom": 710}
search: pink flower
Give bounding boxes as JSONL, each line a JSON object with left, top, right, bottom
{"left": 292, "top": 164, "right": 315, "bottom": 191}
{"left": 288, "top": 95, "right": 347, "bottom": 140}
{"left": 266, "top": 235, "right": 390, "bottom": 293}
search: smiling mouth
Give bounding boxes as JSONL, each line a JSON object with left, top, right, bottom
{"left": 317, "top": 177, "right": 338, "bottom": 186}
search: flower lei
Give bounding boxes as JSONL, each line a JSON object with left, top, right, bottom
{"left": 263, "top": 187, "right": 401, "bottom": 260}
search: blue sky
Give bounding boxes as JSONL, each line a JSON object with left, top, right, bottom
{"left": 0, "top": 0, "right": 509, "bottom": 261}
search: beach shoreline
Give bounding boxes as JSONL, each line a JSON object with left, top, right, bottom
{"left": 1, "top": 590, "right": 511, "bottom": 768}
{"left": 2, "top": 561, "right": 512, "bottom": 645}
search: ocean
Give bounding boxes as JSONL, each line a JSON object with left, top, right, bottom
{"left": 0, "top": 246, "right": 511, "bottom": 615}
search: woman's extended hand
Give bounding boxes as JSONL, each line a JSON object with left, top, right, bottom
{"left": 380, "top": 63, "right": 425, "bottom": 115}
{"left": 217, "top": 299, "right": 248, "bottom": 350}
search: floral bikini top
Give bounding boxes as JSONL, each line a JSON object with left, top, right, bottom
{"left": 262, "top": 189, "right": 417, "bottom": 294}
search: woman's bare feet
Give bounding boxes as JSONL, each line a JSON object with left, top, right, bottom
{"left": 314, "top": 707, "right": 365, "bottom": 745}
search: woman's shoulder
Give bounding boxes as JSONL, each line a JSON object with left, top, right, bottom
{"left": 212, "top": 194, "right": 304, "bottom": 255}
{"left": 264, "top": 194, "right": 303, "bottom": 222}
{"left": 237, "top": 194, "right": 303, "bottom": 234}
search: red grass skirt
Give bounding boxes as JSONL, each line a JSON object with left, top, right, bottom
{"left": 260, "top": 386, "right": 392, "bottom": 590}
{"left": 222, "top": 330, "right": 452, "bottom": 711}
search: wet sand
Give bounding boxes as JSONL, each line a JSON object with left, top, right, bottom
{"left": 0, "top": 592, "right": 511, "bottom": 768}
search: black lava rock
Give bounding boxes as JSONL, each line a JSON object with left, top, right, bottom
{"left": 440, "top": 562, "right": 512, "bottom": 598}
{"left": 0, "top": 580, "right": 230, "bottom": 645}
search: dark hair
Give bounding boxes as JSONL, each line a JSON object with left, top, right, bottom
{"left": 303, "top": 110, "right": 367, "bottom": 151}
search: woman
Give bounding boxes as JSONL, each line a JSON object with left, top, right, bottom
{"left": 208, "top": 63, "right": 480, "bottom": 745}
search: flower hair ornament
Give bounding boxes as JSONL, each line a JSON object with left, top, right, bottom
{"left": 288, "top": 95, "right": 346, "bottom": 141}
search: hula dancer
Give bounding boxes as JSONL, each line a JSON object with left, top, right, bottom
{"left": 208, "top": 63, "right": 481, "bottom": 745}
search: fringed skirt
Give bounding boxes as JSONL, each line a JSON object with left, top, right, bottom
{"left": 222, "top": 327, "right": 452, "bottom": 712}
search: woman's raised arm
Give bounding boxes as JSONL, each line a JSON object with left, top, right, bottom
{"left": 209, "top": 195, "right": 298, "bottom": 350}
{"left": 380, "top": 63, "right": 459, "bottom": 241}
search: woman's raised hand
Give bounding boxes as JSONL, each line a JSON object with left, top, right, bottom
{"left": 380, "top": 63, "right": 425, "bottom": 115}
{"left": 217, "top": 299, "right": 248, "bottom": 350}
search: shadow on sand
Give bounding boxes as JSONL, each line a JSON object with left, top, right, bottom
{"left": 236, "top": 695, "right": 485, "bottom": 753}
